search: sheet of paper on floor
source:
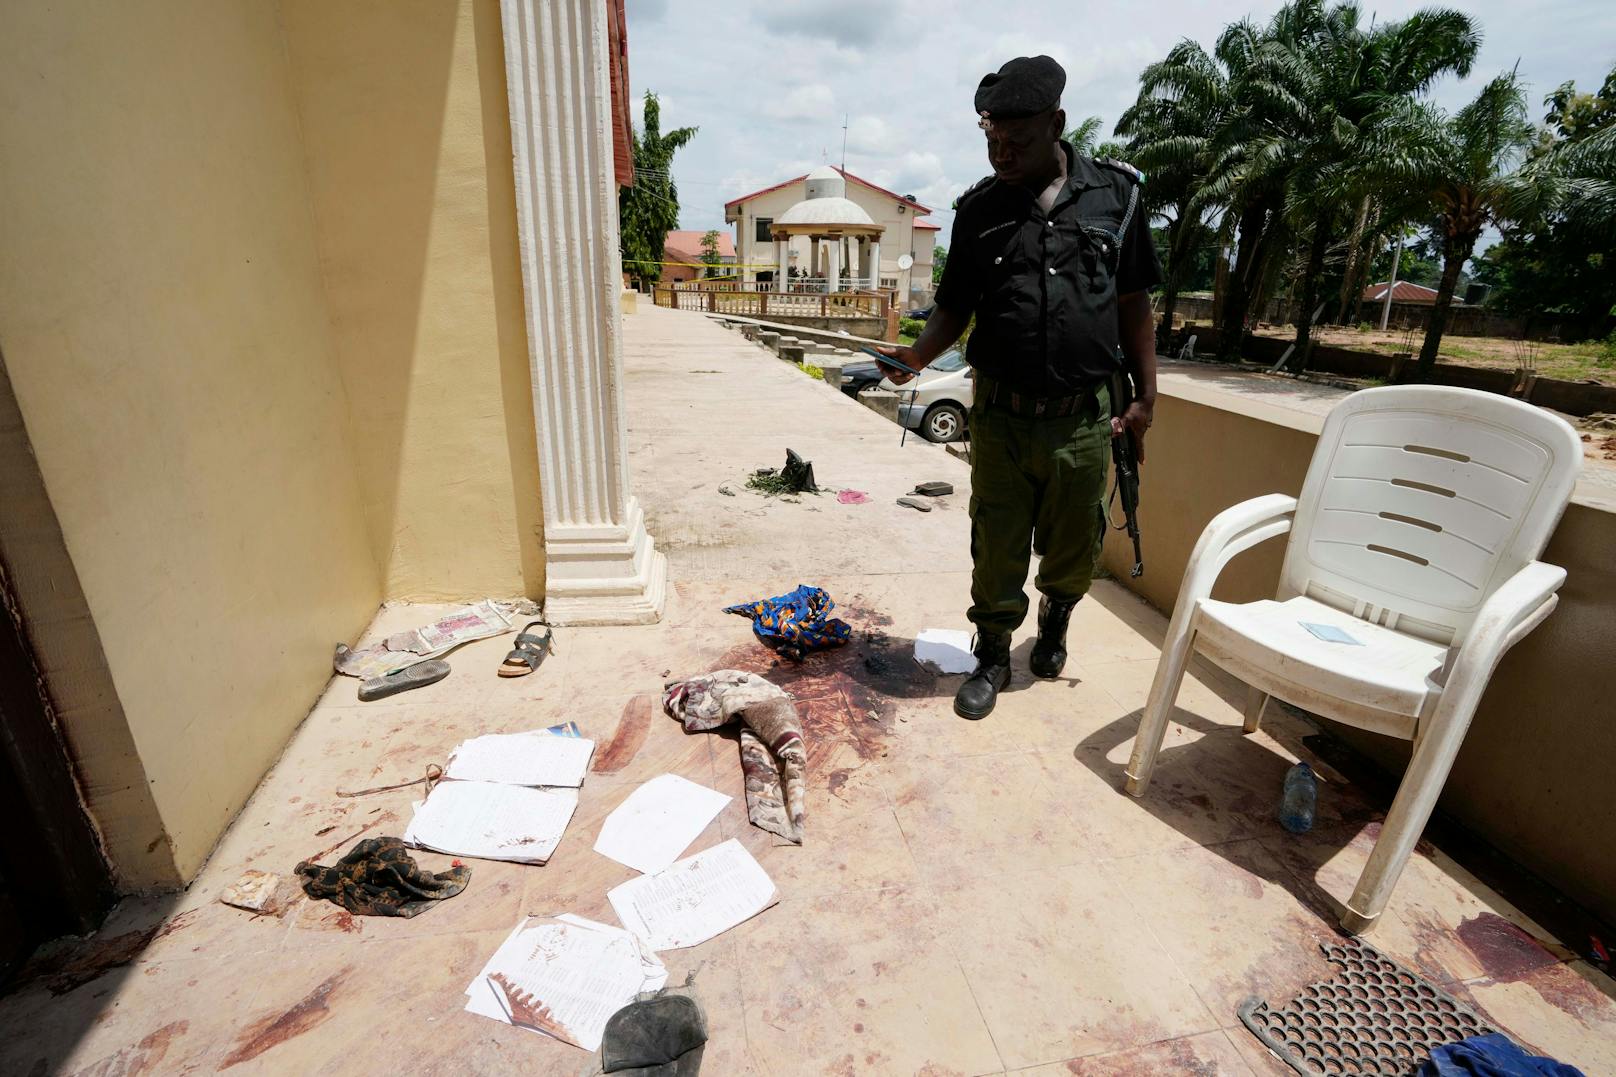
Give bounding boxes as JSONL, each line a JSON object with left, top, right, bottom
{"left": 444, "top": 731, "right": 595, "bottom": 787}
{"left": 404, "top": 781, "right": 577, "bottom": 864}
{"left": 594, "top": 774, "right": 732, "bottom": 875}
{"left": 608, "top": 838, "right": 778, "bottom": 950}
{"left": 464, "top": 914, "right": 667, "bottom": 1052}
{"left": 915, "top": 628, "right": 976, "bottom": 674}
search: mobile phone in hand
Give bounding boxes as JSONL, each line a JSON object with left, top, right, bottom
{"left": 859, "top": 346, "right": 917, "bottom": 375}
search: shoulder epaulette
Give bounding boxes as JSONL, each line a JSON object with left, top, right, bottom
{"left": 952, "top": 174, "right": 996, "bottom": 210}
{"left": 1095, "top": 157, "right": 1145, "bottom": 184}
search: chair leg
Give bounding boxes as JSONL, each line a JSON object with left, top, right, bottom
{"left": 1242, "top": 687, "right": 1269, "bottom": 734}
{"left": 1341, "top": 714, "right": 1468, "bottom": 934}
{"left": 1124, "top": 625, "right": 1196, "bottom": 796}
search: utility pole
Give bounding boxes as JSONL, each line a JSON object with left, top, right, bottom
{"left": 1379, "top": 233, "right": 1404, "bottom": 331}
{"left": 840, "top": 114, "right": 848, "bottom": 171}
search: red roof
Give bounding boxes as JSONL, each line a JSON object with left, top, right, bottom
{"left": 1362, "top": 281, "right": 1440, "bottom": 304}
{"left": 724, "top": 168, "right": 933, "bottom": 215}
{"left": 914, "top": 218, "right": 941, "bottom": 231}
{"left": 664, "top": 230, "right": 735, "bottom": 260}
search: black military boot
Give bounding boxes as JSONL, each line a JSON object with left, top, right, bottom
{"left": 953, "top": 631, "right": 1012, "bottom": 721}
{"left": 1029, "top": 595, "right": 1078, "bottom": 679}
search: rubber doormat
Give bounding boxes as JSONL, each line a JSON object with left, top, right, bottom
{"left": 1239, "top": 937, "right": 1496, "bottom": 1075}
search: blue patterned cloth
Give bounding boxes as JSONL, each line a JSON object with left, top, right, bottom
{"left": 723, "top": 585, "right": 852, "bottom": 661}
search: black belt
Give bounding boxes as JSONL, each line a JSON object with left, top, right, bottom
{"left": 975, "top": 374, "right": 1101, "bottom": 419}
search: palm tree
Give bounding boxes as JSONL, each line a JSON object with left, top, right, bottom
{"left": 1366, "top": 73, "right": 1548, "bottom": 378}
{"left": 1279, "top": 6, "right": 1480, "bottom": 366}
{"left": 1184, "top": 10, "right": 1313, "bottom": 361}
{"left": 618, "top": 92, "right": 697, "bottom": 290}
{"left": 1062, "top": 115, "right": 1105, "bottom": 156}
{"left": 1117, "top": 40, "right": 1234, "bottom": 349}
{"left": 1329, "top": 9, "right": 1483, "bottom": 324}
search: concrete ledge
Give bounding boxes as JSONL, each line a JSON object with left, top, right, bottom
{"left": 860, "top": 389, "right": 901, "bottom": 423}
{"left": 818, "top": 363, "right": 842, "bottom": 389}
{"left": 780, "top": 344, "right": 805, "bottom": 364}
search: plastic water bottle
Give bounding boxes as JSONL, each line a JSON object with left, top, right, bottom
{"left": 1278, "top": 762, "right": 1317, "bottom": 834}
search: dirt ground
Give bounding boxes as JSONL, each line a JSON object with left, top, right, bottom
{"left": 1252, "top": 325, "right": 1612, "bottom": 384}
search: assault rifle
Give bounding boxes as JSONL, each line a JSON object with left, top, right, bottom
{"left": 1109, "top": 372, "right": 1144, "bottom": 577}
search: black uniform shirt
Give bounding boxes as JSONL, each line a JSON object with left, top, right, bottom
{"left": 934, "top": 142, "right": 1162, "bottom": 395}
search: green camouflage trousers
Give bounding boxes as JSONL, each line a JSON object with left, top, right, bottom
{"left": 967, "top": 380, "right": 1112, "bottom": 636}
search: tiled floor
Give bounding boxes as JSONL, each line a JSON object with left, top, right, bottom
{"left": 4, "top": 305, "right": 1612, "bottom": 1075}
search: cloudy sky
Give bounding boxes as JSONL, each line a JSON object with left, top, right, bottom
{"left": 625, "top": 0, "right": 1614, "bottom": 243}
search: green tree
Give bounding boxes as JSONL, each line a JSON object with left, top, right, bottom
{"left": 1131, "top": 2, "right": 1476, "bottom": 365}
{"left": 618, "top": 92, "right": 697, "bottom": 289}
{"left": 1117, "top": 38, "right": 1235, "bottom": 348}
{"left": 1279, "top": 5, "right": 1479, "bottom": 365}
{"left": 1477, "top": 66, "right": 1616, "bottom": 339}
{"left": 931, "top": 245, "right": 947, "bottom": 287}
{"left": 1365, "top": 72, "right": 1551, "bottom": 377}
{"left": 1062, "top": 115, "right": 1105, "bottom": 155}
{"left": 698, "top": 229, "right": 722, "bottom": 278}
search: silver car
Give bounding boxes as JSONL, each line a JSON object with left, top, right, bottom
{"left": 878, "top": 347, "right": 972, "bottom": 443}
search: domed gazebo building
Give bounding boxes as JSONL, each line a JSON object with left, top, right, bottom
{"left": 767, "top": 166, "right": 883, "bottom": 293}
{"left": 723, "top": 166, "right": 939, "bottom": 306}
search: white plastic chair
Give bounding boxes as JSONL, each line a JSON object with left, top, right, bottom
{"left": 1124, "top": 385, "right": 1582, "bottom": 934}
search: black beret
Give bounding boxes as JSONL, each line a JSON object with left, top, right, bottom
{"left": 974, "top": 55, "right": 1065, "bottom": 120}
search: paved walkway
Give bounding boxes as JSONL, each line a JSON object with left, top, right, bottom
{"left": 3, "top": 303, "right": 1612, "bottom": 1075}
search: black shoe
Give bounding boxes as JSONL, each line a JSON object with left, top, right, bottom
{"left": 954, "top": 631, "right": 1012, "bottom": 721}
{"left": 1029, "top": 595, "right": 1078, "bottom": 679}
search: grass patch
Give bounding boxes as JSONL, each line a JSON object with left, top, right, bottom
{"left": 803, "top": 363, "right": 825, "bottom": 380}
{"left": 1253, "top": 325, "right": 1614, "bottom": 382}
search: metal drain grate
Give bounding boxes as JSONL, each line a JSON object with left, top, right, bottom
{"left": 1239, "top": 937, "right": 1497, "bottom": 1075}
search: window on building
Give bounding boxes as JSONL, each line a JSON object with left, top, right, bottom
{"left": 754, "top": 217, "right": 773, "bottom": 244}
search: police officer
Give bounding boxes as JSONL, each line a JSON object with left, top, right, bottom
{"left": 877, "top": 55, "right": 1160, "bottom": 721}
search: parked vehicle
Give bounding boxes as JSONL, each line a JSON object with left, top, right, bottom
{"left": 905, "top": 305, "right": 934, "bottom": 321}
{"left": 878, "top": 348, "right": 972, "bottom": 443}
{"left": 837, "top": 359, "right": 889, "bottom": 398}
{"left": 839, "top": 345, "right": 964, "bottom": 399}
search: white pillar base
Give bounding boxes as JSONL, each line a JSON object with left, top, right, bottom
{"left": 542, "top": 496, "right": 668, "bottom": 625}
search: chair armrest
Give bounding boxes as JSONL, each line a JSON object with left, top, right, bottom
{"left": 1415, "top": 560, "right": 1567, "bottom": 748}
{"left": 1168, "top": 494, "right": 1298, "bottom": 620}
{"left": 1453, "top": 561, "right": 1567, "bottom": 667}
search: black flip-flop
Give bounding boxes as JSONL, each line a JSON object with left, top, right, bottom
{"left": 498, "top": 621, "right": 554, "bottom": 678}
{"left": 358, "top": 659, "right": 451, "bottom": 702}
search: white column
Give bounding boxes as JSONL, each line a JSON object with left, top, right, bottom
{"left": 828, "top": 239, "right": 841, "bottom": 292}
{"left": 776, "top": 237, "right": 788, "bottom": 292}
{"left": 500, "top": 0, "right": 666, "bottom": 625}
{"left": 869, "top": 239, "right": 881, "bottom": 291}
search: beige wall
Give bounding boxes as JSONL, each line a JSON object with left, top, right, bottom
{"left": 280, "top": 0, "right": 544, "bottom": 601}
{"left": 1102, "top": 382, "right": 1616, "bottom": 922}
{"left": 0, "top": 0, "right": 380, "bottom": 882}
{"left": 0, "top": 0, "right": 541, "bottom": 885}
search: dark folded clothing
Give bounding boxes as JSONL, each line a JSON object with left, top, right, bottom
{"left": 295, "top": 836, "right": 469, "bottom": 918}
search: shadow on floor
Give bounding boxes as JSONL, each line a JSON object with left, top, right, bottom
{"left": 1, "top": 890, "right": 186, "bottom": 1072}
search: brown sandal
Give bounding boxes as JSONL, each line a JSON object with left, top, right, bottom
{"left": 498, "top": 621, "right": 554, "bottom": 678}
